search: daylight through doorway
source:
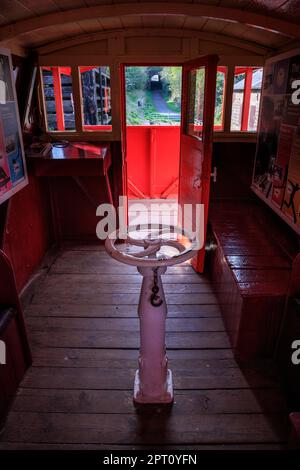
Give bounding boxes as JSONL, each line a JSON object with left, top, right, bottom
{"left": 124, "top": 66, "right": 182, "bottom": 230}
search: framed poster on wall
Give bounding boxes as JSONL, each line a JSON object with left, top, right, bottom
{"left": 0, "top": 47, "right": 28, "bottom": 205}
{"left": 252, "top": 48, "right": 300, "bottom": 234}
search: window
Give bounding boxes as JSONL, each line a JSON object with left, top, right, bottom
{"left": 231, "top": 66, "right": 263, "bottom": 132}
{"left": 125, "top": 66, "right": 182, "bottom": 126}
{"left": 41, "top": 66, "right": 75, "bottom": 132}
{"left": 215, "top": 66, "right": 226, "bottom": 131}
{"left": 187, "top": 67, "right": 205, "bottom": 139}
{"left": 79, "top": 66, "right": 112, "bottom": 131}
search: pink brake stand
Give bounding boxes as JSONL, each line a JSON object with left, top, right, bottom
{"left": 105, "top": 225, "right": 196, "bottom": 405}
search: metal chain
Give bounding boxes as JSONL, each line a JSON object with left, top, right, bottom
{"left": 150, "top": 268, "right": 163, "bottom": 307}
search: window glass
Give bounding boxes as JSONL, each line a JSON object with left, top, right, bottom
{"left": 215, "top": 67, "right": 226, "bottom": 131}
{"left": 248, "top": 68, "right": 263, "bottom": 131}
{"left": 231, "top": 66, "right": 263, "bottom": 132}
{"left": 231, "top": 71, "right": 245, "bottom": 131}
{"left": 79, "top": 66, "right": 112, "bottom": 131}
{"left": 125, "top": 66, "right": 182, "bottom": 126}
{"left": 187, "top": 67, "right": 205, "bottom": 140}
{"left": 41, "top": 66, "right": 75, "bottom": 132}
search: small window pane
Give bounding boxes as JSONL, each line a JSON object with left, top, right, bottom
{"left": 247, "top": 68, "right": 263, "bottom": 132}
{"left": 187, "top": 67, "right": 205, "bottom": 139}
{"left": 41, "top": 66, "right": 75, "bottom": 132}
{"left": 214, "top": 67, "right": 226, "bottom": 131}
{"left": 80, "top": 66, "right": 112, "bottom": 131}
{"left": 125, "top": 66, "right": 182, "bottom": 126}
{"left": 231, "top": 71, "right": 245, "bottom": 131}
{"left": 231, "top": 66, "right": 263, "bottom": 132}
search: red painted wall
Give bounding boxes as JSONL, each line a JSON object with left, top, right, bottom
{"left": 127, "top": 126, "right": 180, "bottom": 199}
{"left": 2, "top": 175, "right": 52, "bottom": 292}
{"left": 210, "top": 142, "right": 257, "bottom": 201}
{"left": 50, "top": 175, "right": 109, "bottom": 241}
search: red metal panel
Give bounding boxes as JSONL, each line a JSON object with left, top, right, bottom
{"left": 126, "top": 126, "right": 181, "bottom": 199}
{"left": 241, "top": 68, "right": 253, "bottom": 131}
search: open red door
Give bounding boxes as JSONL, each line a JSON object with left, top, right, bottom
{"left": 179, "top": 55, "right": 218, "bottom": 272}
{"left": 119, "top": 64, "right": 128, "bottom": 224}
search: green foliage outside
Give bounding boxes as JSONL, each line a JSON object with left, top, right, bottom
{"left": 125, "top": 66, "right": 225, "bottom": 127}
{"left": 160, "top": 66, "right": 182, "bottom": 113}
{"left": 214, "top": 71, "right": 225, "bottom": 127}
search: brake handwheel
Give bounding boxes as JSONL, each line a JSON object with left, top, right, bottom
{"left": 105, "top": 224, "right": 198, "bottom": 404}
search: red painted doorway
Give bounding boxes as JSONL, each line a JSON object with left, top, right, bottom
{"left": 120, "top": 57, "right": 218, "bottom": 270}
{"left": 120, "top": 64, "right": 182, "bottom": 229}
{"left": 179, "top": 55, "right": 218, "bottom": 273}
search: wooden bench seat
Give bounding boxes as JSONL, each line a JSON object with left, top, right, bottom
{"left": 207, "top": 201, "right": 296, "bottom": 361}
{"left": 0, "top": 251, "right": 32, "bottom": 427}
{"left": 0, "top": 306, "right": 27, "bottom": 425}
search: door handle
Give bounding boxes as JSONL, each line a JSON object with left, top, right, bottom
{"left": 211, "top": 166, "right": 217, "bottom": 183}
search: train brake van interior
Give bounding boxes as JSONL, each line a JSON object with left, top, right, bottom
{"left": 1, "top": 0, "right": 300, "bottom": 455}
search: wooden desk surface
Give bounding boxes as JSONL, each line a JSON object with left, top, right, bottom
{"left": 26, "top": 142, "right": 111, "bottom": 177}
{"left": 27, "top": 142, "right": 109, "bottom": 160}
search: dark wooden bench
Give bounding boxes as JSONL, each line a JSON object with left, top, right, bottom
{"left": 0, "top": 250, "right": 32, "bottom": 426}
{"left": 207, "top": 200, "right": 297, "bottom": 361}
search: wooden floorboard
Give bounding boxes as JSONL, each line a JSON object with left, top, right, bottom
{"left": 28, "top": 330, "right": 230, "bottom": 349}
{"left": 20, "top": 366, "right": 280, "bottom": 390}
{"left": 0, "top": 246, "right": 289, "bottom": 449}
{"left": 25, "top": 317, "right": 226, "bottom": 332}
{"left": 29, "top": 348, "right": 235, "bottom": 367}
{"left": 0, "top": 443, "right": 286, "bottom": 450}
{"left": 25, "top": 303, "right": 222, "bottom": 318}
{"left": 0, "top": 412, "right": 288, "bottom": 445}
{"left": 12, "top": 388, "right": 287, "bottom": 414}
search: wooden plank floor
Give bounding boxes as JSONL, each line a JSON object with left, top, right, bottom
{"left": 0, "top": 245, "right": 289, "bottom": 450}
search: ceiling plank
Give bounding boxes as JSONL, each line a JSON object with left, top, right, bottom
{"left": 77, "top": 18, "right": 104, "bottom": 33}
{"left": 163, "top": 15, "right": 186, "bottom": 29}
{"left": 0, "top": 0, "right": 35, "bottom": 22}
{"left": 241, "top": 24, "right": 291, "bottom": 48}
{"left": 35, "top": 27, "right": 271, "bottom": 56}
{"left": 141, "top": 15, "right": 165, "bottom": 29}
{"left": 53, "top": 0, "right": 88, "bottom": 9}
{"left": 0, "top": 2, "right": 299, "bottom": 44}
{"left": 120, "top": 15, "right": 143, "bottom": 29}
{"left": 183, "top": 17, "right": 207, "bottom": 30}
{"left": 17, "top": 0, "right": 60, "bottom": 16}
{"left": 98, "top": 16, "right": 123, "bottom": 30}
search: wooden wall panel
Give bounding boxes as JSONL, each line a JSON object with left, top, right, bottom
{"left": 58, "top": 40, "right": 108, "bottom": 56}
{"left": 2, "top": 175, "right": 52, "bottom": 292}
{"left": 125, "top": 36, "right": 182, "bottom": 55}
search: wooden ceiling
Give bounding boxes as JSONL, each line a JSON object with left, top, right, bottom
{"left": 0, "top": 1, "right": 299, "bottom": 54}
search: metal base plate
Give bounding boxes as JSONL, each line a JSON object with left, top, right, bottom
{"left": 133, "top": 369, "right": 174, "bottom": 404}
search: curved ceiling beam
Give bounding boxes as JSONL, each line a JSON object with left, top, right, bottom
{"left": 0, "top": 2, "right": 298, "bottom": 43}
{"left": 36, "top": 28, "right": 271, "bottom": 56}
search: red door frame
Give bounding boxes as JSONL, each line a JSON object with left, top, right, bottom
{"left": 179, "top": 55, "right": 218, "bottom": 272}
{"left": 119, "top": 61, "right": 183, "bottom": 206}
{"left": 119, "top": 64, "right": 129, "bottom": 223}
{"left": 120, "top": 58, "right": 218, "bottom": 257}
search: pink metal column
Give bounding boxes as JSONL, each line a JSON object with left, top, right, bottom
{"left": 105, "top": 225, "right": 197, "bottom": 405}
{"left": 134, "top": 265, "right": 173, "bottom": 404}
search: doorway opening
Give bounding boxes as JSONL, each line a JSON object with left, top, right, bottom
{"left": 124, "top": 66, "right": 182, "bottom": 230}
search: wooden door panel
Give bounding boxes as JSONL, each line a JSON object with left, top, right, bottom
{"left": 179, "top": 55, "right": 218, "bottom": 272}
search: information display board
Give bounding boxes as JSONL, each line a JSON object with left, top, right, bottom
{"left": 0, "top": 47, "right": 27, "bottom": 205}
{"left": 252, "top": 48, "right": 300, "bottom": 234}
